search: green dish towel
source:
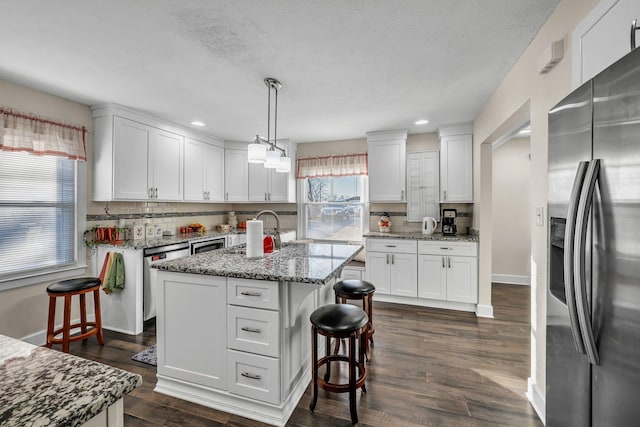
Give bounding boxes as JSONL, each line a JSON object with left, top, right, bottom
{"left": 104, "top": 252, "right": 125, "bottom": 294}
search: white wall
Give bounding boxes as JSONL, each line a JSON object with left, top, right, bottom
{"left": 472, "top": 0, "right": 600, "bottom": 418}
{"left": 491, "top": 137, "right": 531, "bottom": 281}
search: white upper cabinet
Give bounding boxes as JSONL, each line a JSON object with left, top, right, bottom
{"left": 224, "top": 147, "right": 249, "bottom": 202}
{"left": 572, "top": 0, "right": 640, "bottom": 86}
{"left": 94, "top": 104, "right": 240, "bottom": 202}
{"left": 204, "top": 143, "right": 225, "bottom": 202}
{"left": 153, "top": 129, "right": 184, "bottom": 201}
{"left": 367, "top": 130, "right": 407, "bottom": 202}
{"left": 185, "top": 138, "right": 224, "bottom": 202}
{"left": 247, "top": 140, "right": 296, "bottom": 203}
{"left": 406, "top": 151, "right": 440, "bottom": 222}
{"left": 439, "top": 124, "right": 473, "bottom": 203}
{"left": 99, "top": 115, "right": 183, "bottom": 201}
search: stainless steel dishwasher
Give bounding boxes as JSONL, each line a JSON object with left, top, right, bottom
{"left": 143, "top": 242, "right": 190, "bottom": 321}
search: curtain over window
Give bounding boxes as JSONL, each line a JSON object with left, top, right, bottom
{"left": 0, "top": 108, "right": 87, "bottom": 161}
{"left": 296, "top": 153, "right": 367, "bottom": 179}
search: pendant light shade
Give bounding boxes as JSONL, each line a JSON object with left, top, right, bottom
{"left": 248, "top": 142, "right": 267, "bottom": 163}
{"left": 276, "top": 155, "right": 291, "bottom": 173}
{"left": 249, "top": 77, "right": 290, "bottom": 173}
{"left": 264, "top": 150, "right": 281, "bottom": 168}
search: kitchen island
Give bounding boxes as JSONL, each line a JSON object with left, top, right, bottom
{"left": 152, "top": 242, "right": 362, "bottom": 426}
{"left": 0, "top": 334, "right": 141, "bottom": 426}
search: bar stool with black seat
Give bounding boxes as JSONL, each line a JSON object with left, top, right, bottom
{"left": 333, "top": 279, "right": 375, "bottom": 360}
{"left": 309, "top": 303, "right": 368, "bottom": 424}
{"left": 46, "top": 277, "right": 104, "bottom": 353}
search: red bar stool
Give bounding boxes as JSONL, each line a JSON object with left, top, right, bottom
{"left": 309, "top": 303, "right": 368, "bottom": 424}
{"left": 46, "top": 277, "right": 104, "bottom": 353}
{"left": 333, "top": 279, "right": 376, "bottom": 360}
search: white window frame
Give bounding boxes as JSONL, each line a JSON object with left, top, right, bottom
{"left": 297, "top": 175, "right": 369, "bottom": 242}
{"left": 0, "top": 159, "right": 87, "bottom": 292}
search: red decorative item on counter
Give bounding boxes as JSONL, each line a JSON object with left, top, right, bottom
{"left": 263, "top": 235, "right": 274, "bottom": 253}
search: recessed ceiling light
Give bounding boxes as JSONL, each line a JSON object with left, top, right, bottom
{"left": 415, "top": 119, "right": 429, "bottom": 125}
{"left": 191, "top": 121, "right": 205, "bottom": 127}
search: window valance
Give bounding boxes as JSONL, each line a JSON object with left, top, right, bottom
{"left": 0, "top": 108, "right": 87, "bottom": 161}
{"left": 296, "top": 153, "right": 368, "bottom": 179}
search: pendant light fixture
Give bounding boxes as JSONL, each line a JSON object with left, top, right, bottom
{"left": 247, "top": 77, "right": 291, "bottom": 173}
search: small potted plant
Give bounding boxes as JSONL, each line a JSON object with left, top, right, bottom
{"left": 378, "top": 213, "right": 391, "bottom": 232}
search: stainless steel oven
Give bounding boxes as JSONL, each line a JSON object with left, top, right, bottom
{"left": 190, "top": 236, "right": 226, "bottom": 255}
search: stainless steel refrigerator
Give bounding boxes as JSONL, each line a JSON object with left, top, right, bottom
{"left": 547, "top": 46, "right": 640, "bottom": 426}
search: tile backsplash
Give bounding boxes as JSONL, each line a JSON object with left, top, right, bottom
{"left": 369, "top": 203, "right": 473, "bottom": 235}
{"left": 86, "top": 201, "right": 298, "bottom": 236}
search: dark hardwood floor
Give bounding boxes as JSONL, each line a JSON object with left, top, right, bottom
{"left": 70, "top": 283, "right": 542, "bottom": 426}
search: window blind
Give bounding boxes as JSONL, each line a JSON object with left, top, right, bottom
{"left": 0, "top": 150, "right": 76, "bottom": 277}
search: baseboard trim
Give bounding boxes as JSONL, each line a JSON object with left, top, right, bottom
{"left": 492, "top": 274, "right": 530, "bottom": 285}
{"left": 526, "top": 377, "right": 545, "bottom": 424}
{"left": 20, "top": 314, "right": 96, "bottom": 346}
{"left": 475, "top": 304, "right": 494, "bottom": 318}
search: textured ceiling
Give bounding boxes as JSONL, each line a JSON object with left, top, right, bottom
{"left": 0, "top": 1, "right": 560, "bottom": 143}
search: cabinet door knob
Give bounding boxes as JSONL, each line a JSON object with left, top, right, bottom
{"left": 442, "top": 257, "right": 445, "bottom": 268}
{"left": 391, "top": 254, "right": 395, "bottom": 264}
{"left": 448, "top": 257, "right": 451, "bottom": 269}
{"left": 443, "top": 190, "right": 447, "bottom": 201}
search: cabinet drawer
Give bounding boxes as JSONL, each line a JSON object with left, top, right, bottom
{"left": 366, "top": 238, "right": 417, "bottom": 254}
{"left": 227, "top": 349, "right": 280, "bottom": 404}
{"left": 418, "top": 241, "right": 477, "bottom": 257}
{"left": 227, "top": 305, "right": 280, "bottom": 357}
{"left": 227, "top": 278, "right": 279, "bottom": 310}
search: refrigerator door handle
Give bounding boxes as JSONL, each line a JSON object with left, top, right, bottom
{"left": 574, "top": 159, "right": 601, "bottom": 365}
{"left": 565, "top": 161, "right": 589, "bottom": 354}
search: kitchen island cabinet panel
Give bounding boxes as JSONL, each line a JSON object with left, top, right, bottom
{"left": 156, "top": 272, "right": 227, "bottom": 390}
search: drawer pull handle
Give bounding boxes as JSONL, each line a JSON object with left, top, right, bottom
{"left": 241, "top": 372, "right": 262, "bottom": 380}
{"left": 385, "top": 245, "right": 397, "bottom": 248}
{"left": 240, "top": 291, "right": 263, "bottom": 297}
{"left": 440, "top": 247, "right": 452, "bottom": 250}
{"left": 241, "top": 326, "right": 262, "bottom": 334}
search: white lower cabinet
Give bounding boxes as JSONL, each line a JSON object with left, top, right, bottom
{"left": 227, "top": 349, "right": 280, "bottom": 404}
{"left": 417, "top": 255, "right": 447, "bottom": 300}
{"left": 365, "top": 239, "right": 417, "bottom": 297}
{"left": 418, "top": 241, "right": 478, "bottom": 304}
{"left": 367, "top": 237, "right": 478, "bottom": 311}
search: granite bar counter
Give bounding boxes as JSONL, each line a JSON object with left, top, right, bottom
{"left": 364, "top": 231, "right": 479, "bottom": 242}
{"left": 0, "top": 334, "right": 141, "bottom": 427}
{"left": 154, "top": 242, "right": 363, "bottom": 284}
{"left": 151, "top": 242, "right": 362, "bottom": 426}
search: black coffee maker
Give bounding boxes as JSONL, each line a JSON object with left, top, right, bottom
{"left": 442, "top": 209, "right": 457, "bottom": 235}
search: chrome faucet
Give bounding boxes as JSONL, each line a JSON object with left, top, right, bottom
{"left": 254, "top": 210, "right": 281, "bottom": 250}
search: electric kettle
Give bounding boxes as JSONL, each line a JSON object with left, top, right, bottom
{"left": 422, "top": 217, "right": 437, "bottom": 235}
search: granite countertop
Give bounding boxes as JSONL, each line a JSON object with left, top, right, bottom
{"left": 154, "top": 242, "right": 363, "bottom": 285}
{"left": 97, "top": 228, "right": 295, "bottom": 250}
{"left": 364, "top": 231, "right": 479, "bottom": 242}
{"left": 0, "top": 334, "right": 141, "bottom": 427}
